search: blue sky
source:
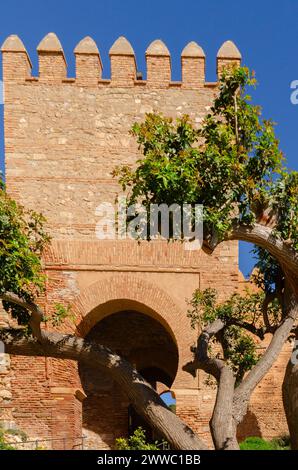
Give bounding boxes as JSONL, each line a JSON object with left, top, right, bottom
{"left": 0, "top": 0, "right": 298, "bottom": 277}
{"left": 161, "top": 391, "right": 176, "bottom": 407}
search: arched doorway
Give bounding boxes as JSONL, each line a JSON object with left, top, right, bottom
{"left": 79, "top": 310, "right": 179, "bottom": 449}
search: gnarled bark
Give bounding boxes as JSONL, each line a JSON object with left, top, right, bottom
{"left": 282, "top": 329, "right": 298, "bottom": 450}
{"left": 233, "top": 286, "right": 298, "bottom": 426}
{"left": 184, "top": 318, "right": 239, "bottom": 449}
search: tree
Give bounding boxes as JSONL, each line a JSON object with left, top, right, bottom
{"left": 0, "top": 181, "right": 207, "bottom": 450}
{"left": 115, "top": 67, "right": 298, "bottom": 448}
{"left": 253, "top": 248, "right": 298, "bottom": 450}
{"left": 186, "top": 286, "right": 292, "bottom": 449}
{"left": 116, "top": 67, "right": 298, "bottom": 285}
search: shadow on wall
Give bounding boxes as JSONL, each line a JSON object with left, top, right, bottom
{"left": 237, "top": 410, "right": 262, "bottom": 441}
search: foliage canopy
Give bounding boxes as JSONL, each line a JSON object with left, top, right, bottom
{"left": 115, "top": 67, "right": 298, "bottom": 253}
{"left": 0, "top": 181, "right": 49, "bottom": 325}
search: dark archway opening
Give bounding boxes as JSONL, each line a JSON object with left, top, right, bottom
{"left": 79, "top": 310, "right": 179, "bottom": 449}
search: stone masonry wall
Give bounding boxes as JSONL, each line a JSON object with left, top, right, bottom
{"left": 0, "top": 307, "right": 13, "bottom": 429}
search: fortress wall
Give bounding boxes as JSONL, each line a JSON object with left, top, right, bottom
{"left": 1, "top": 33, "right": 289, "bottom": 448}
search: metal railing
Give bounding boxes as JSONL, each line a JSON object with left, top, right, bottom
{"left": 5, "top": 435, "right": 87, "bottom": 450}
{"left": 156, "top": 441, "right": 171, "bottom": 450}
{"left": 8, "top": 435, "right": 170, "bottom": 451}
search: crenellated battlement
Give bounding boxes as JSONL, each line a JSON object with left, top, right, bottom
{"left": 1, "top": 33, "right": 241, "bottom": 88}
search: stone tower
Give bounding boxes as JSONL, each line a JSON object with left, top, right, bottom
{"left": 0, "top": 33, "right": 290, "bottom": 449}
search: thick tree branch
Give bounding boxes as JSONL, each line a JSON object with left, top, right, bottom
{"left": 204, "top": 222, "right": 298, "bottom": 284}
{"left": 226, "top": 223, "right": 298, "bottom": 281}
{"left": 231, "top": 319, "right": 265, "bottom": 339}
{"left": 1, "top": 292, "right": 43, "bottom": 341}
{"left": 184, "top": 315, "right": 264, "bottom": 378}
{"left": 0, "top": 290, "right": 209, "bottom": 450}
{"left": 183, "top": 319, "right": 226, "bottom": 380}
{"left": 183, "top": 319, "right": 239, "bottom": 450}
{"left": 262, "top": 293, "right": 276, "bottom": 333}
{"left": 0, "top": 327, "right": 208, "bottom": 450}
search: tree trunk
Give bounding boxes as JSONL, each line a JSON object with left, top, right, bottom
{"left": 233, "top": 285, "right": 298, "bottom": 426}
{"left": 184, "top": 319, "right": 239, "bottom": 450}
{"left": 210, "top": 366, "right": 239, "bottom": 450}
{"left": 0, "top": 329, "right": 208, "bottom": 450}
{"left": 282, "top": 332, "right": 298, "bottom": 450}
